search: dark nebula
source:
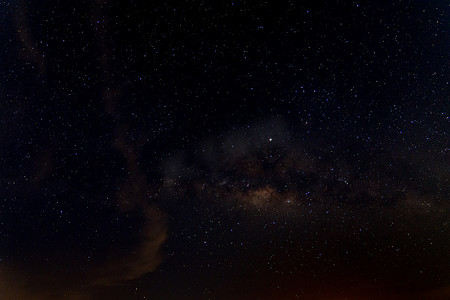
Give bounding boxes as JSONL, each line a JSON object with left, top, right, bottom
{"left": 0, "top": 1, "right": 449, "bottom": 299}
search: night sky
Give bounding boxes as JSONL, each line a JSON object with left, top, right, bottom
{"left": 1, "top": 1, "right": 449, "bottom": 299}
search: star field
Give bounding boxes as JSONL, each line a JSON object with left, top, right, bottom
{"left": 0, "top": 1, "right": 449, "bottom": 299}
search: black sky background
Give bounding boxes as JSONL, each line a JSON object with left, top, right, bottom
{"left": 0, "top": 0, "right": 449, "bottom": 299}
